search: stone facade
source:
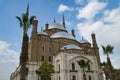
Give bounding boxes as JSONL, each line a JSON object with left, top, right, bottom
{"left": 113, "top": 69, "right": 120, "bottom": 80}
{"left": 10, "top": 17, "right": 103, "bottom": 80}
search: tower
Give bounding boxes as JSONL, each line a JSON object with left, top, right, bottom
{"left": 91, "top": 32, "right": 101, "bottom": 67}
{"left": 29, "top": 19, "right": 38, "bottom": 61}
{"left": 31, "top": 19, "right": 38, "bottom": 38}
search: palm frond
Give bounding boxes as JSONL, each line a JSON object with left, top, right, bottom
{"left": 22, "top": 13, "right": 28, "bottom": 25}
{"left": 108, "top": 45, "right": 114, "bottom": 54}
{"left": 22, "top": 13, "right": 29, "bottom": 33}
{"left": 101, "top": 45, "right": 108, "bottom": 55}
{"left": 30, "top": 16, "right": 36, "bottom": 24}
{"left": 16, "top": 13, "right": 36, "bottom": 34}
{"left": 101, "top": 45, "right": 106, "bottom": 53}
{"left": 16, "top": 16, "right": 23, "bottom": 27}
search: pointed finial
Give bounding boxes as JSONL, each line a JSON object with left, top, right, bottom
{"left": 92, "top": 31, "right": 95, "bottom": 35}
{"left": 54, "top": 18, "right": 56, "bottom": 23}
{"left": 71, "top": 28, "right": 75, "bottom": 37}
{"left": 41, "top": 27, "right": 43, "bottom": 32}
{"left": 92, "top": 31, "right": 94, "bottom": 34}
{"left": 26, "top": 4, "right": 29, "bottom": 15}
{"left": 82, "top": 36, "right": 84, "bottom": 40}
{"left": 71, "top": 26, "right": 73, "bottom": 30}
{"left": 62, "top": 14, "right": 65, "bottom": 28}
{"left": 63, "top": 14, "right": 64, "bottom": 21}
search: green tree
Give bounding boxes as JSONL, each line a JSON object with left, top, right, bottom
{"left": 36, "top": 61, "right": 55, "bottom": 80}
{"left": 16, "top": 5, "right": 35, "bottom": 80}
{"left": 101, "top": 45, "right": 114, "bottom": 58}
{"left": 101, "top": 45, "right": 114, "bottom": 70}
{"left": 100, "top": 61, "right": 109, "bottom": 80}
{"left": 101, "top": 45, "right": 114, "bottom": 80}
{"left": 77, "top": 59, "right": 90, "bottom": 80}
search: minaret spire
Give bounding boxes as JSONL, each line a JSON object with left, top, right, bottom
{"left": 82, "top": 36, "right": 84, "bottom": 40}
{"left": 26, "top": 4, "right": 29, "bottom": 16}
{"left": 54, "top": 18, "right": 56, "bottom": 23}
{"left": 41, "top": 27, "right": 43, "bottom": 32}
{"left": 62, "top": 14, "right": 65, "bottom": 28}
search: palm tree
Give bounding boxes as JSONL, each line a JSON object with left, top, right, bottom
{"left": 36, "top": 61, "right": 55, "bottom": 80}
{"left": 101, "top": 45, "right": 114, "bottom": 58}
{"left": 101, "top": 45, "right": 114, "bottom": 80}
{"left": 101, "top": 45, "right": 114, "bottom": 70}
{"left": 16, "top": 5, "right": 35, "bottom": 80}
{"left": 77, "top": 59, "right": 90, "bottom": 80}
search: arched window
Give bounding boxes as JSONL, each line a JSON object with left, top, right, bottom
{"left": 72, "top": 76, "right": 76, "bottom": 80}
{"left": 59, "top": 76, "right": 60, "bottom": 80}
{"left": 42, "top": 46, "right": 44, "bottom": 51}
{"left": 89, "top": 76, "right": 92, "bottom": 80}
{"left": 72, "top": 63, "right": 75, "bottom": 70}
{"left": 49, "top": 56, "right": 52, "bottom": 62}
{"left": 49, "top": 47, "right": 51, "bottom": 52}
{"left": 88, "top": 64, "right": 90, "bottom": 70}
{"left": 41, "top": 56, "right": 44, "bottom": 61}
{"left": 59, "top": 64, "right": 60, "bottom": 72}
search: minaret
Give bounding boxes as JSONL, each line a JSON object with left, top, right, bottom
{"left": 54, "top": 18, "right": 56, "bottom": 23}
{"left": 45, "top": 22, "right": 49, "bottom": 30}
{"left": 26, "top": 4, "right": 29, "bottom": 16}
{"left": 62, "top": 14, "right": 65, "bottom": 28}
{"left": 91, "top": 32, "right": 98, "bottom": 48}
{"left": 91, "top": 32, "right": 101, "bottom": 67}
{"left": 82, "top": 36, "right": 84, "bottom": 40}
{"left": 30, "top": 19, "right": 38, "bottom": 61}
{"left": 31, "top": 19, "right": 38, "bottom": 38}
{"left": 71, "top": 29, "right": 75, "bottom": 37}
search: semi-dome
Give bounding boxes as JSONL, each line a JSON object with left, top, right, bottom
{"left": 51, "top": 32, "right": 75, "bottom": 40}
{"left": 60, "top": 44, "right": 82, "bottom": 50}
{"left": 48, "top": 22, "right": 66, "bottom": 30}
{"left": 38, "top": 31, "right": 48, "bottom": 35}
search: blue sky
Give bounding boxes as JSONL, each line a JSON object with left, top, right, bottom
{"left": 0, "top": 0, "right": 120, "bottom": 80}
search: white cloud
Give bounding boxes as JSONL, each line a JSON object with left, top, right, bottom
{"left": 76, "top": 0, "right": 107, "bottom": 20}
{"left": 103, "top": 9, "right": 120, "bottom": 23}
{"left": 58, "top": 4, "right": 73, "bottom": 13}
{"left": 0, "top": 41, "right": 19, "bottom": 63}
{"left": 0, "top": 40, "right": 19, "bottom": 80}
{"left": 75, "top": 0, "right": 84, "bottom": 5}
{"left": 77, "top": 8, "right": 120, "bottom": 68}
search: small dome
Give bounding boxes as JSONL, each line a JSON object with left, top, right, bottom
{"left": 60, "top": 44, "right": 82, "bottom": 50}
{"left": 80, "top": 39, "right": 89, "bottom": 43}
{"left": 51, "top": 32, "right": 75, "bottom": 40}
{"left": 38, "top": 32, "right": 48, "bottom": 35}
{"left": 48, "top": 22, "right": 66, "bottom": 30}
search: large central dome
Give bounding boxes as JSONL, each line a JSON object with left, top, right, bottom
{"left": 50, "top": 32, "right": 75, "bottom": 40}
{"left": 48, "top": 22, "right": 66, "bottom": 30}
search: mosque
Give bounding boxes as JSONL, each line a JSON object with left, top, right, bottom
{"left": 10, "top": 7, "right": 104, "bottom": 80}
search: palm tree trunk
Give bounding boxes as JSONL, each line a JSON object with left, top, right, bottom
{"left": 104, "top": 72, "right": 109, "bottom": 80}
{"left": 107, "top": 57, "right": 113, "bottom": 71}
{"left": 20, "top": 33, "right": 29, "bottom": 80}
{"left": 107, "top": 54, "right": 109, "bottom": 58}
